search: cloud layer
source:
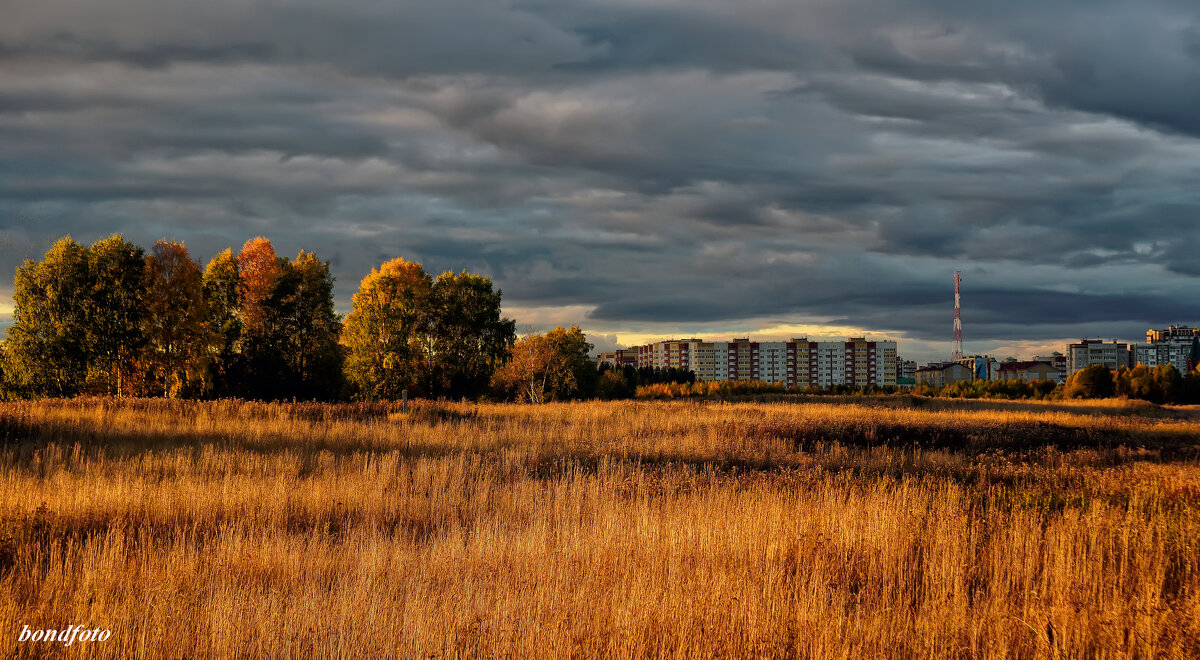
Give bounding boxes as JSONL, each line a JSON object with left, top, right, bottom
{"left": 3, "top": 0, "right": 1199, "bottom": 362}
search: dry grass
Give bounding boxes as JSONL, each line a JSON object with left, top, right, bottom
{"left": 1, "top": 397, "right": 1199, "bottom": 658}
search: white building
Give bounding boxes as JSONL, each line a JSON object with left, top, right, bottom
{"left": 632, "top": 336, "right": 898, "bottom": 388}
{"left": 1067, "top": 339, "right": 1130, "bottom": 374}
{"left": 1132, "top": 326, "right": 1199, "bottom": 374}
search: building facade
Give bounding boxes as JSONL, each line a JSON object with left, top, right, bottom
{"left": 997, "top": 361, "right": 1060, "bottom": 383}
{"left": 956, "top": 355, "right": 1001, "bottom": 380}
{"left": 1132, "top": 326, "right": 1199, "bottom": 375}
{"left": 629, "top": 337, "right": 898, "bottom": 388}
{"left": 1067, "top": 339, "right": 1131, "bottom": 374}
{"left": 914, "top": 362, "right": 973, "bottom": 387}
{"left": 1032, "top": 352, "right": 1068, "bottom": 383}
{"left": 596, "top": 349, "right": 638, "bottom": 368}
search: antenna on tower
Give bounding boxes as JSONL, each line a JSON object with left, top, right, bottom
{"left": 952, "top": 271, "right": 963, "bottom": 361}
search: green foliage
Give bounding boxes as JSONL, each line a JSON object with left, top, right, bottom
{"left": 269, "top": 251, "right": 344, "bottom": 400}
{"left": 1063, "top": 365, "right": 1116, "bottom": 399}
{"left": 202, "top": 249, "right": 241, "bottom": 395}
{"left": 910, "top": 378, "right": 1059, "bottom": 401}
{"left": 84, "top": 235, "right": 147, "bottom": 395}
{"left": 594, "top": 364, "right": 695, "bottom": 400}
{"left": 142, "top": 241, "right": 214, "bottom": 398}
{"left": 424, "top": 271, "right": 516, "bottom": 399}
{"left": 596, "top": 368, "right": 635, "bottom": 400}
{"left": 222, "top": 246, "right": 346, "bottom": 401}
{"left": 3, "top": 235, "right": 356, "bottom": 402}
{"left": 342, "top": 260, "right": 516, "bottom": 401}
{"left": 6, "top": 238, "right": 94, "bottom": 396}
{"left": 1114, "top": 364, "right": 1183, "bottom": 404}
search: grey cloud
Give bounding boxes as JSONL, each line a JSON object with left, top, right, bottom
{"left": 3, "top": 0, "right": 1200, "bottom": 354}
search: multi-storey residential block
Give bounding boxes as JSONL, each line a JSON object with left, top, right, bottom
{"left": 637, "top": 339, "right": 701, "bottom": 370}
{"left": 1132, "top": 326, "right": 1199, "bottom": 374}
{"left": 1067, "top": 339, "right": 1131, "bottom": 374}
{"left": 1146, "top": 325, "right": 1200, "bottom": 344}
{"left": 596, "top": 349, "right": 638, "bottom": 368}
{"left": 628, "top": 336, "right": 898, "bottom": 388}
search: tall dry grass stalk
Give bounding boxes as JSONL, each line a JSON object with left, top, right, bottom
{"left": 1, "top": 397, "right": 1198, "bottom": 658}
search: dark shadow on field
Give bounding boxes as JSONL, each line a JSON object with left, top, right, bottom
{"left": 1, "top": 400, "right": 1198, "bottom": 504}
{"left": 730, "top": 417, "right": 1200, "bottom": 457}
{"left": 2, "top": 402, "right": 1200, "bottom": 561}
{"left": 0, "top": 398, "right": 485, "bottom": 462}
{"left": 723, "top": 393, "right": 1200, "bottom": 420}
{"left": 0, "top": 414, "right": 472, "bottom": 470}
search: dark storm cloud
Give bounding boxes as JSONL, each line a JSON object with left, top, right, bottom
{"left": 3, "top": 0, "right": 1200, "bottom": 359}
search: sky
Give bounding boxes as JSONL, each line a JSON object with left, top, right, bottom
{"left": 3, "top": 0, "right": 1200, "bottom": 364}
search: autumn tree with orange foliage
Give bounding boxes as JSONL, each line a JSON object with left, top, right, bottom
{"left": 229, "top": 237, "right": 286, "bottom": 396}
{"left": 491, "top": 326, "right": 594, "bottom": 403}
{"left": 236, "top": 237, "right": 280, "bottom": 340}
{"left": 142, "top": 241, "right": 214, "bottom": 397}
{"left": 227, "top": 238, "right": 343, "bottom": 399}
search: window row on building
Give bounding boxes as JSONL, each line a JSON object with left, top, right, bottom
{"left": 603, "top": 337, "right": 898, "bottom": 388}
{"left": 1068, "top": 326, "right": 1200, "bottom": 375}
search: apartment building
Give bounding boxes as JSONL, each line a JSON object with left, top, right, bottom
{"left": 631, "top": 336, "right": 898, "bottom": 388}
{"left": 596, "top": 348, "right": 639, "bottom": 368}
{"left": 1067, "top": 339, "right": 1130, "bottom": 374}
{"left": 1132, "top": 326, "right": 1199, "bottom": 374}
{"left": 636, "top": 339, "right": 700, "bottom": 371}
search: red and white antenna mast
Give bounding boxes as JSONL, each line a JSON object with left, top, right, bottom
{"left": 952, "top": 271, "right": 963, "bottom": 361}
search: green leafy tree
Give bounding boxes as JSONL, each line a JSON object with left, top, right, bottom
{"left": 342, "top": 258, "right": 434, "bottom": 400}
{"left": 269, "top": 250, "right": 344, "bottom": 400}
{"left": 202, "top": 249, "right": 241, "bottom": 395}
{"left": 596, "top": 366, "right": 634, "bottom": 400}
{"left": 4, "top": 238, "right": 91, "bottom": 396}
{"left": 1063, "top": 364, "right": 1115, "bottom": 399}
{"left": 83, "top": 235, "right": 147, "bottom": 395}
{"left": 143, "top": 241, "right": 214, "bottom": 398}
{"left": 1117, "top": 363, "right": 1182, "bottom": 404}
{"left": 425, "top": 270, "right": 516, "bottom": 398}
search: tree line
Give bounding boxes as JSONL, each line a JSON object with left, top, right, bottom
{"left": 1, "top": 235, "right": 535, "bottom": 401}
{"left": 907, "top": 363, "right": 1200, "bottom": 403}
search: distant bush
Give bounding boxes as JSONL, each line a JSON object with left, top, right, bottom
{"left": 911, "top": 378, "right": 1059, "bottom": 401}
{"left": 636, "top": 379, "right": 790, "bottom": 399}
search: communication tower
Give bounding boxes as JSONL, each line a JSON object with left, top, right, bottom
{"left": 952, "top": 271, "right": 963, "bottom": 361}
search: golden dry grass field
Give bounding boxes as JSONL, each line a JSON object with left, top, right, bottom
{"left": 1, "top": 396, "right": 1199, "bottom": 658}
